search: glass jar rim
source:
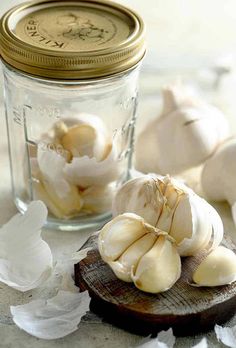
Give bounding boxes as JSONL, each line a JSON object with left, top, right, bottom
{"left": 0, "top": 0, "right": 146, "bottom": 80}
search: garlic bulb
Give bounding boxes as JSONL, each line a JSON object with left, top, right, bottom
{"left": 113, "top": 174, "right": 223, "bottom": 256}
{"left": 98, "top": 213, "right": 181, "bottom": 293}
{"left": 192, "top": 246, "right": 236, "bottom": 287}
{"left": 135, "top": 83, "right": 229, "bottom": 174}
{"left": 201, "top": 138, "right": 236, "bottom": 205}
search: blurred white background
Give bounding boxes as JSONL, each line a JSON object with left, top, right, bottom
{"left": 2, "top": 0, "right": 236, "bottom": 131}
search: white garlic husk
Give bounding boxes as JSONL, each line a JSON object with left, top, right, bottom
{"left": 34, "top": 149, "right": 83, "bottom": 219}
{"left": 98, "top": 213, "right": 181, "bottom": 293}
{"left": 113, "top": 174, "right": 223, "bottom": 256}
{"left": 192, "top": 246, "right": 236, "bottom": 287}
{"left": 64, "top": 141, "right": 122, "bottom": 188}
{"left": 136, "top": 83, "right": 229, "bottom": 175}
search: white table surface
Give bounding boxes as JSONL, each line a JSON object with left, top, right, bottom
{"left": 1, "top": 1, "right": 236, "bottom": 347}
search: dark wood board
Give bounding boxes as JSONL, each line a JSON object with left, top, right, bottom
{"left": 74, "top": 234, "right": 236, "bottom": 336}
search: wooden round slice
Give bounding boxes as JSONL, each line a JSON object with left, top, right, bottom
{"left": 74, "top": 234, "right": 236, "bottom": 336}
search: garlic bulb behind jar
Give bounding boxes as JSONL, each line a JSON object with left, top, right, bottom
{"left": 201, "top": 138, "right": 236, "bottom": 228}
{"left": 135, "top": 83, "right": 229, "bottom": 175}
{"left": 113, "top": 174, "right": 223, "bottom": 256}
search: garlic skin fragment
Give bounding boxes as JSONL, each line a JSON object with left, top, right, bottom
{"left": 201, "top": 138, "right": 236, "bottom": 205}
{"left": 36, "top": 149, "right": 83, "bottom": 219}
{"left": 10, "top": 290, "right": 90, "bottom": 340}
{"left": 64, "top": 142, "right": 121, "bottom": 188}
{"left": 136, "top": 83, "right": 229, "bottom": 175}
{"left": 0, "top": 201, "right": 53, "bottom": 292}
{"left": 132, "top": 235, "right": 181, "bottom": 294}
{"left": 192, "top": 246, "right": 236, "bottom": 287}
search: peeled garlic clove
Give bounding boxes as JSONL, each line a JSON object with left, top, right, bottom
{"left": 64, "top": 142, "right": 121, "bottom": 188}
{"left": 192, "top": 246, "right": 236, "bottom": 287}
{"left": 201, "top": 138, "right": 236, "bottom": 205}
{"left": 108, "top": 233, "right": 157, "bottom": 282}
{"left": 82, "top": 184, "right": 114, "bottom": 214}
{"left": 36, "top": 149, "right": 83, "bottom": 218}
{"left": 98, "top": 213, "right": 147, "bottom": 262}
{"left": 136, "top": 83, "right": 229, "bottom": 175}
{"left": 132, "top": 235, "right": 181, "bottom": 294}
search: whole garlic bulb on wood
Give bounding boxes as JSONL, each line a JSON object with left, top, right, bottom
{"left": 192, "top": 246, "right": 236, "bottom": 287}
{"left": 113, "top": 174, "right": 223, "bottom": 256}
{"left": 136, "top": 83, "right": 229, "bottom": 174}
{"left": 98, "top": 213, "right": 181, "bottom": 293}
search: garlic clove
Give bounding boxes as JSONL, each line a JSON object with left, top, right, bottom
{"left": 156, "top": 176, "right": 184, "bottom": 232}
{"left": 98, "top": 213, "right": 148, "bottom": 262}
{"left": 169, "top": 194, "right": 220, "bottom": 256}
{"left": 64, "top": 142, "right": 121, "bottom": 188}
{"left": 108, "top": 233, "right": 157, "bottom": 282}
{"left": 82, "top": 184, "right": 115, "bottom": 214}
{"left": 36, "top": 149, "right": 83, "bottom": 218}
{"left": 192, "top": 246, "right": 236, "bottom": 287}
{"left": 61, "top": 124, "right": 109, "bottom": 162}
{"left": 132, "top": 235, "right": 181, "bottom": 294}
{"left": 201, "top": 138, "right": 236, "bottom": 205}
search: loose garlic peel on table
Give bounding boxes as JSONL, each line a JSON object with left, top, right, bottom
{"left": 135, "top": 82, "right": 229, "bottom": 175}
{"left": 31, "top": 113, "right": 120, "bottom": 219}
{"left": 113, "top": 174, "right": 223, "bottom": 257}
{"left": 98, "top": 213, "right": 181, "bottom": 293}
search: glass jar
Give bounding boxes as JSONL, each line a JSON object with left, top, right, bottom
{"left": 0, "top": 0, "right": 145, "bottom": 231}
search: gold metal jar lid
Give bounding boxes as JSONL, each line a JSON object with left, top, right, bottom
{"left": 0, "top": 0, "right": 145, "bottom": 80}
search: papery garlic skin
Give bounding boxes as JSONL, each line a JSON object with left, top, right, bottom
{"left": 192, "top": 246, "right": 236, "bottom": 287}
{"left": 136, "top": 83, "right": 229, "bottom": 175}
{"left": 34, "top": 150, "right": 83, "bottom": 219}
{"left": 132, "top": 235, "right": 181, "bottom": 294}
{"left": 113, "top": 174, "right": 223, "bottom": 256}
{"left": 113, "top": 174, "right": 188, "bottom": 227}
{"left": 0, "top": 201, "right": 53, "bottom": 292}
